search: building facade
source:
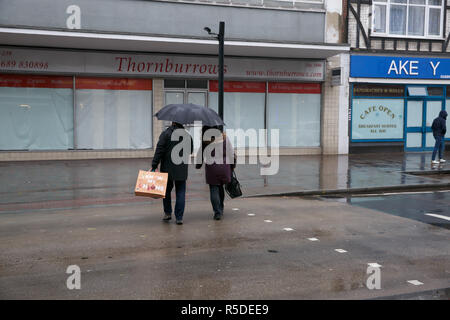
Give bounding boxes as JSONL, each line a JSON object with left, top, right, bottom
{"left": 0, "top": 0, "right": 349, "bottom": 161}
{"left": 347, "top": 0, "right": 450, "bottom": 153}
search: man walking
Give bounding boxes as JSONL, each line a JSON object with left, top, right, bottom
{"left": 431, "top": 110, "right": 447, "bottom": 165}
{"left": 151, "top": 122, "right": 193, "bottom": 225}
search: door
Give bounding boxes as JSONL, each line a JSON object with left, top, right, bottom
{"left": 164, "top": 90, "right": 207, "bottom": 153}
{"left": 425, "top": 100, "right": 443, "bottom": 149}
{"left": 164, "top": 91, "right": 184, "bottom": 128}
{"left": 405, "top": 99, "right": 443, "bottom": 151}
{"left": 187, "top": 91, "right": 207, "bottom": 153}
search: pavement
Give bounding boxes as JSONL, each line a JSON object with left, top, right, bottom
{"left": 0, "top": 153, "right": 448, "bottom": 213}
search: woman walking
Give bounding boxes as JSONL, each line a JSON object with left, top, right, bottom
{"left": 196, "top": 126, "right": 236, "bottom": 220}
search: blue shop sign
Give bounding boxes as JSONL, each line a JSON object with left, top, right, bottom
{"left": 350, "top": 55, "right": 450, "bottom": 80}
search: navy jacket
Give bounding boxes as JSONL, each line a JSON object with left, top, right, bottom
{"left": 152, "top": 124, "right": 193, "bottom": 181}
{"left": 431, "top": 110, "right": 447, "bottom": 137}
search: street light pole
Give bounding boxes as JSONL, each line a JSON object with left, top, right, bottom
{"left": 204, "top": 22, "right": 225, "bottom": 123}
{"left": 218, "top": 21, "right": 225, "bottom": 121}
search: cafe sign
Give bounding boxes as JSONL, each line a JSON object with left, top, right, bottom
{"left": 351, "top": 99, "right": 404, "bottom": 141}
{"left": 350, "top": 55, "right": 450, "bottom": 80}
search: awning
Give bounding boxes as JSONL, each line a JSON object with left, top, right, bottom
{"left": 0, "top": 27, "right": 350, "bottom": 59}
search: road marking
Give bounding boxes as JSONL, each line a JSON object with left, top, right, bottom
{"left": 232, "top": 208, "right": 239, "bottom": 211}
{"left": 425, "top": 213, "right": 450, "bottom": 221}
{"left": 407, "top": 280, "right": 424, "bottom": 286}
{"left": 308, "top": 238, "right": 319, "bottom": 241}
{"left": 247, "top": 213, "right": 255, "bottom": 216}
{"left": 335, "top": 249, "right": 347, "bottom": 253}
{"left": 368, "top": 263, "right": 382, "bottom": 268}
{"left": 264, "top": 220, "right": 272, "bottom": 223}
{"left": 87, "top": 228, "right": 96, "bottom": 231}
{"left": 283, "top": 228, "right": 294, "bottom": 231}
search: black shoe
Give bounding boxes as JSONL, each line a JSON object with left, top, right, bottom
{"left": 213, "top": 213, "right": 223, "bottom": 220}
{"left": 176, "top": 220, "right": 183, "bottom": 225}
{"left": 163, "top": 213, "right": 172, "bottom": 221}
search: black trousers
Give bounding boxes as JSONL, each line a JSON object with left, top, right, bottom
{"left": 163, "top": 179, "right": 186, "bottom": 220}
{"left": 209, "top": 184, "right": 225, "bottom": 215}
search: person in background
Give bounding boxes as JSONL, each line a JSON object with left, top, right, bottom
{"left": 196, "top": 126, "right": 236, "bottom": 220}
{"left": 151, "top": 122, "right": 193, "bottom": 225}
{"left": 431, "top": 110, "right": 447, "bottom": 165}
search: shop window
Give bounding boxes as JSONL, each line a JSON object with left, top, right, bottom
{"left": 352, "top": 98, "right": 404, "bottom": 141}
{"left": 0, "top": 74, "right": 74, "bottom": 150}
{"left": 267, "top": 82, "right": 321, "bottom": 147}
{"left": 407, "top": 86, "right": 427, "bottom": 96}
{"left": 75, "top": 77, "right": 152, "bottom": 150}
{"left": 427, "top": 87, "right": 443, "bottom": 96}
{"left": 446, "top": 87, "right": 450, "bottom": 124}
{"left": 164, "top": 79, "right": 208, "bottom": 89}
{"left": 187, "top": 80, "right": 207, "bottom": 89}
{"left": 372, "top": 0, "right": 444, "bottom": 38}
{"left": 351, "top": 84, "right": 405, "bottom": 141}
{"left": 209, "top": 81, "right": 265, "bottom": 148}
{"left": 164, "top": 79, "right": 185, "bottom": 88}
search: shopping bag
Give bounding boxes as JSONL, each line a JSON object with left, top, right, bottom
{"left": 134, "top": 170, "right": 168, "bottom": 198}
{"left": 225, "top": 171, "right": 242, "bottom": 199}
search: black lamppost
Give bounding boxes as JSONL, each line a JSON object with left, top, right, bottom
{"left": 204, "top": 21, "right": 225, "bottom": 121}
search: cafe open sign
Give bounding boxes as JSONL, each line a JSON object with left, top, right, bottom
{"left": 352, "top": 99, "right": 404, "bottom": 141}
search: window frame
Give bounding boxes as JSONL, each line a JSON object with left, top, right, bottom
{"left": 276, "top": 0, "right": 324, "bottom": 3}
{"left": 371, "top": 0, "right": 445, "bottom": 39}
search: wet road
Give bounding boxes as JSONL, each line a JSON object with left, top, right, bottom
{"left": 0, "top": 154, "right": 448, "bottom": 210}
{"left": 0, "top": 193, "right": 448, "bottom": 299}
{"left": 322, "top": 191, "right": 450, "bottom": 230}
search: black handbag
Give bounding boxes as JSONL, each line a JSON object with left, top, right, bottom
{"left": 225, "top": 171, "right": 242, "bottom": 198}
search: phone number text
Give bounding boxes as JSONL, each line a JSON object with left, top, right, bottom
{"left": 0, "top": 60, "right": 49, "bottom": 70}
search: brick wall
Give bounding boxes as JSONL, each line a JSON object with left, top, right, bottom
{"left": 348, "top": 3, "right": 370, "bottom": 49}
{"left": 152, "top": 79, "right": 165, "bottom": 149}
{"left": 322, "top": 53, "right": 349, "bottom": 155}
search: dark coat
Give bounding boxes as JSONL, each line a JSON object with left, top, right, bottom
{"left": 152, "top": 124, "right": 193, "bottom": 181}
{"left": 431, "top": 110, "right": 447, "bottom": 137}
{"left": 196, "top": 134, "right": 235, "bottom": 186}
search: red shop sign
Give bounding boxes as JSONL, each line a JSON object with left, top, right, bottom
{"left": 76, "top": 77, "right": 152, "bottom": 90}
{"left": 0, "top": 74, "right": 73, "bottom": 88}
{"left": 209, "top": 80, "right": 266, "bottom": 93}
{"left": 268, "top": 82, "right": 321, "bottom": 94}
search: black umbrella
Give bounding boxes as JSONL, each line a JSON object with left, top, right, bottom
{"left": 154, "top": 103, "right": 225, "bottom": 127}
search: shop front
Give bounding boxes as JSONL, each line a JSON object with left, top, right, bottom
{"left": 350, "top": 55, "right": 450, "bottom": 153}
{"left": 0, "top": 46, "right": 327, "bottom": 160}
{"left": 0, "top": 73, "right": 153, "bottom": 153}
